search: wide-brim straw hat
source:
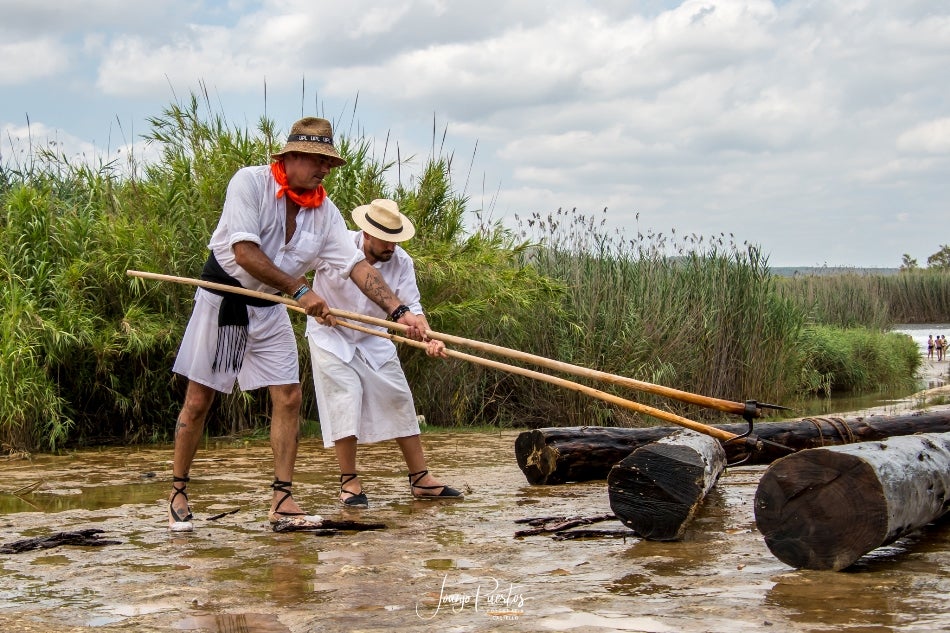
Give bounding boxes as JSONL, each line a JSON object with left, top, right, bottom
{"left": 271, "top": 117, "right": 346, "bottom": 167}
{"left": 352, "top": 199, "right": 415, "bottom": 242}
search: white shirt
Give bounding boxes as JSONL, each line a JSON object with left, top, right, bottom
{"left": 306, "top": 231, "right": 424, "bottom": 370}
{"left": 207, "top": 165, "right": 365, "bottom": 292}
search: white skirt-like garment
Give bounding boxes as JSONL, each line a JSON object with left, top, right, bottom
{"left": 308, "top": 340, "right": 420, "bottom": 448}
{"left": 173, "top": 289, "right": 298, "bottom": 393}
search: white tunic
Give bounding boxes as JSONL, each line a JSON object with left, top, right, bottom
{"left": 208, "top": 165, "right": 365, "bottom": 292}
{"left": 305, "top": 231, "right": 423, "bottom": 370}
{"left": 174, "top": 166, "right": 365, "bottom": 393}
{"left": 306, "top": 231, "right": 425, "bottom": 445}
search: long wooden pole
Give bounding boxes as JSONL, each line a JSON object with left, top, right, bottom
{"left": 337, "top": 317, "right": 737, "bottom": 441}
{"left": 125, "top": 269, "right": 738, "bottom": 439}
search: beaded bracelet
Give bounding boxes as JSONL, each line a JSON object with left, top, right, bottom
{"left": 389, "top": 304, "right": 411, "bottom": 321}
{"left": 292, "top": 285, "right": 311, "bottom": 301}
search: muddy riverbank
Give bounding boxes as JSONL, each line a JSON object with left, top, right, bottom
{"left": 3, "top": 393, "right": 950, "bottom": 633}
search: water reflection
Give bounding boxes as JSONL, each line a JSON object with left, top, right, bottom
{"left": 175, "top": 613, "right": 291, "bottom": 632}
{"left": 766, "top": 572, "right": 904, "bottom": 630}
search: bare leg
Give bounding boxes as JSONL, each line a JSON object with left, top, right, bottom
{"left": 396, "top": 434, "right": 455, "bottom": 496}
{"left": 169, "top": 380, "right": 216, "bottom": 524}
{"left": 334, "top": 435, "right": 363, "bottom": 502}
{"left": 268, "top": 382, "right": 310, "bottom": 517}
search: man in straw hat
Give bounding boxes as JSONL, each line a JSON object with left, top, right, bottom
{"left": 306, "top": 199, "right": 463, "bottom": 507}
{"left": 168, "top": 118, "right": 429, "bottom": 531}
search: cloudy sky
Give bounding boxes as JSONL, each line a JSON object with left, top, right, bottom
{"left": 2, "top": 0, "right": 948, "bottom": 268}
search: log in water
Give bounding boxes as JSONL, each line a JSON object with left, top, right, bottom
{"left": 514, "top": 411, "right": 950, "bottom": 484}
{"left": 754, "top": 432, "right": 950, "bottom": 571}
{"left": 607, "top": 430, "right": 726, "bottom": 541}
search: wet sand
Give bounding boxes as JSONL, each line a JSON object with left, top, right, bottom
{"left": 3, "top": 405, "right": 950, "bottom": 633}
{"left": 915, "top": 356, "right": 950, "bottom": 397}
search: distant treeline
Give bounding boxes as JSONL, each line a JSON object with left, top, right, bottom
{"left": 0, "top": 94, "right": 941, "bottom": 451}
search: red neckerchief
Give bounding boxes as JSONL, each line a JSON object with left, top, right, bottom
{"left": 270, "top": 161, "right": 327, "bottom": 208}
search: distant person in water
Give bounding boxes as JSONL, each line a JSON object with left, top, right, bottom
{"left": 928, "top": 335, "right": 935, "bottom": 360}
{"left": 937, "top": 335, "right": 945, "bottom": 362}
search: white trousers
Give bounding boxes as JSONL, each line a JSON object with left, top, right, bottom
{"left": 308, "top": 340, "right": 420, "bottom": 448}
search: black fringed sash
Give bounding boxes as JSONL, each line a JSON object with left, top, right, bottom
{"left": 200, "top": 253, "right": 279, "bottom": 373}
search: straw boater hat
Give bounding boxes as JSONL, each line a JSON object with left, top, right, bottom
{"left": 271, "top": 117, "right": 346, "bottom": 167}
{"left": 352, "top": 199, "right": 415, "bottom": 242}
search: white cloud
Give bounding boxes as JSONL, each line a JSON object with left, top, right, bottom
{"left": 897, "top": 118, "right": 950, "bottom": 154}
{"left": 95, "top": 27, "right": 273, "bottom": 96}
{"left": 2, "top": 0, "right": 950, "bottom": 267}
{"left": 0, "top": 37, "right": 70, "bottom": 84}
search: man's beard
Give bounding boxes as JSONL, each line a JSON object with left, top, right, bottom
{"left": 371, "top": 248, "right": 394, "bottom": 262}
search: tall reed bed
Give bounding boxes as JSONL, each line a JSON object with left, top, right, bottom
{"left": 507, "top": 210, "right": 814, "bottom": 426}
{"left": 0, "top": 94, "right": 556, "bottom": 449}
{"left": 777, "top": 270, "right": 950, "bottom": 326}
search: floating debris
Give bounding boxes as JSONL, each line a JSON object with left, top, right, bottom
{"left": 514, "top": 513, "right": 619, "bottom": 538}
{"left": 0, "top": 529, "right": 121, "bottom": 554}
{"left": 271, "top": 517, "right": 387, "bottom": 534}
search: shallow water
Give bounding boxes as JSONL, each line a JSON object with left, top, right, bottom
{"left": 1, "top": 432, "right": 949, "bottom": 632}
{"left": 892, "top": 323, "right": 950, "bottom": 357}
{"left": 788, "top": 325, "right": 950, "bottom": 417}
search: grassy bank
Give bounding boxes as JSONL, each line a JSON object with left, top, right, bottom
{"left": 0, "top": 96, "right": 933, "bottom": 451}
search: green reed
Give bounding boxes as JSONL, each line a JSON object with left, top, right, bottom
{"left": 777, "top": 269, "right": 950, "bottom": 326}
{"left": 0, "top": 93, "right": 557, "bottom": 449}
{"left": 506, "top": 210, "right": 802, "bottom": 425}
{"left": 504, "top": 209, "right": 921, "bottom": 426}
{"left": 796, "top": 325, "right": 921, "bottom": 396}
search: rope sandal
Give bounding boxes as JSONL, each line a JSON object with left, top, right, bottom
{"left": 408, "top": 470, "right": 463, "bottom": 500}
{"left": 339, "top": 473, "right": 369, "bottom": 508}
{"left": 168, "top": 475, "right": 194, "bottom": 532}
{"left": 269, "top": 479, "right": 322, "bottom": 527}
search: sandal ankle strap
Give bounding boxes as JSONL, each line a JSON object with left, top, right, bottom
{"left": 271, "top": 478, "right": 293, "bottom": 494}
{"left": 270, "top": 479, "right": 298, "bottom": 516}
{"left": 170, "top": 475, "right": 191, "bottom": 504}
{"left": 408, "top": 470, "right": 429, "bottom": 486}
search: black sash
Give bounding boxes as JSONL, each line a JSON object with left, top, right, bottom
{"left": 200, "top": 252, "right": 280, "bottom": 373}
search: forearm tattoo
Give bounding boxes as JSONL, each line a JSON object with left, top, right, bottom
{"left": 362, "top": 268, "right": 398, "bottom": 311}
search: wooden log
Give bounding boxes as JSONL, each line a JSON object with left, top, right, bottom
{"left": 754, "top": 432, "right": 950, "bottom": 571}
{"left": 514, "top": 410, "right": 950, "bottom": 484}
{"left": 607, "top": 430, "right": 727, "bottom": 541}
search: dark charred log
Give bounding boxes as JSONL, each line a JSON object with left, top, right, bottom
{"left": 515, "top": 411, "right": 950, "bottom": 484}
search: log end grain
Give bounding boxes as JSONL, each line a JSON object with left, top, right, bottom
{"left": 515, "top": 430, "right": 559, "bottom": 485}
{"left": 608, "top": 440, "right": 722, "bottom": 541}
{"left": 754, "top": 450, "right": 887, "bottom": 571}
